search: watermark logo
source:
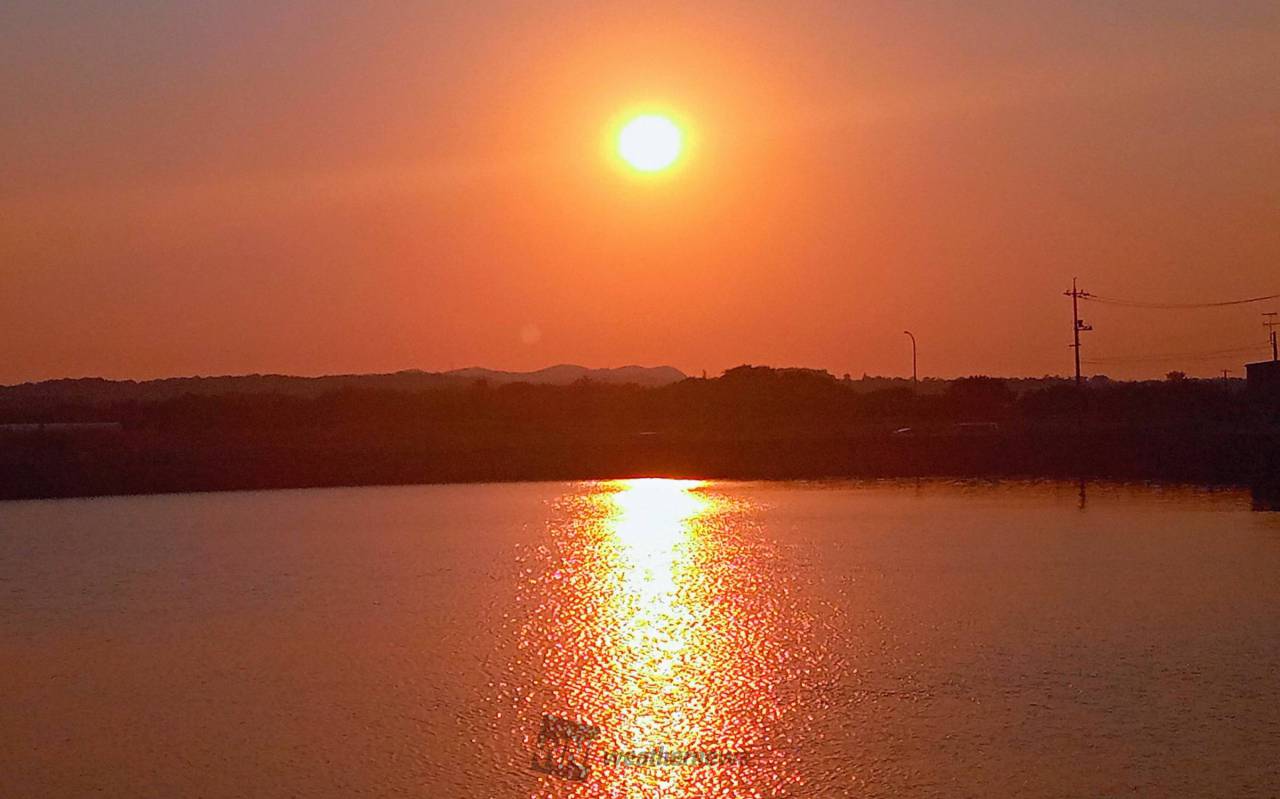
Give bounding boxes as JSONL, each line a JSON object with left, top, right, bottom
{"left": 603, "top": 746, "right": 752, "bottom": 767}
{"left": 531, "top": 714, "right": 601, "bottom": 782}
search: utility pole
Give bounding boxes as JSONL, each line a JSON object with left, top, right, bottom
{"left": 1264, "top": 311, "right": 1278, "bottom": 362}
{"left": 1221, "top": 368, "right": 1232, "bottom": 388}
{"left": 1064, "top": 278, "right": 1092, "bottom": 386}
{"left": 903, "top": 330, "right": 917, "bottom": 384}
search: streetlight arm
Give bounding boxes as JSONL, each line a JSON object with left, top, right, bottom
{"left": 903, "top": 331, "right": 918, "bottom": 383}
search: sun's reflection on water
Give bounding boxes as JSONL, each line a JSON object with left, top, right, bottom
{"left": 513, "top": 478, "right": 829, "bottom": 798}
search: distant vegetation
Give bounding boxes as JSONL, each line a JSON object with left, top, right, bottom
{"left": 1, "top": 366, "right": 1276, "bottom": 499}
{"left": 0, "top": 364, "right": 687, "bottom": 406}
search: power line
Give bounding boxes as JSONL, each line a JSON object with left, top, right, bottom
{"left": 1082, "top": 292, "right": 1280, "bottom": 309}
{"left": 1082, "top": 344, "right": 1270, "bottom": 365}
{"left": 1064, "top": 278, "right": 1092, "bottom": 386}
{"left": 1084, "top": 353, "right": 1267, "bottom": 365}
{"left": 1063, "top": 281, "right": 1278, "bottom": 376}
{"left": 1087, "top": 342, "right": 1268, "bottom": 360}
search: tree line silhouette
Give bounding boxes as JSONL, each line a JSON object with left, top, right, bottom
{"left": 1, "top": 366, "right": 1276, "bottom": 499}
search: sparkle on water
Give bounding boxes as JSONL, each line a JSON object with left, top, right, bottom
{"left": 511, "top": 478, "right": 836, "bottom": 798}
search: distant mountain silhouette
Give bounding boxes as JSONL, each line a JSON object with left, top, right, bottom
{"left": 0, "top": 365, "right": 687, "bottom": 404}
{"left": 445, "top": 364, "right": 686, "bottom": 387}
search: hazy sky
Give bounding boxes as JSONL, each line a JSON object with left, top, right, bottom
{"left": 2, "top": 1, "right": 1277, "bottom": 382}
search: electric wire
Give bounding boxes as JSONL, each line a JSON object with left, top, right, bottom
{"left": 1082, "top": 343, "right": 1270, "bottom": 365}
{"left": 1081, "top": 292, "right": 1280, "bottom": 309}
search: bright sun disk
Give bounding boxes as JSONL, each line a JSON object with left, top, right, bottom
{"left": 617, "top": 114, "right": 683, "bottom": 173}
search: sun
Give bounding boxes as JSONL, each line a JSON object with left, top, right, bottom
{"left": 617, "top": 114, "right": 683, "bottom": 173}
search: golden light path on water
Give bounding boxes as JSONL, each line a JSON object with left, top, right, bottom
{"left": 510, "top": 478, "right": 836, "bottom": 798}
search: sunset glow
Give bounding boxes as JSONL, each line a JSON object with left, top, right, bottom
{"left": 7, "top": 4, "right": 1280, "bottom": 798}
{"left": 3, "top": 5, "right": 1276, "bottom": 382}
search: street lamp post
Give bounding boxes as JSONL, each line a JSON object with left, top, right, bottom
{"left": 903, "top": 330, "right": 917, "bottom": 384}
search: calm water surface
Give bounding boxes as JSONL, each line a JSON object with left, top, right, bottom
{"left": 2, "top": 480, "right": 1279, "bottom": 797}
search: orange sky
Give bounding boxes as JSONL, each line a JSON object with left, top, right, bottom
{"left": 2, "top": 2, "right": 1278, "bottom": 383}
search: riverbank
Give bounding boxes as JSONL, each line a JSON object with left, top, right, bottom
{"left": 3, "top": 425, "right": 1277, "bottom": 500}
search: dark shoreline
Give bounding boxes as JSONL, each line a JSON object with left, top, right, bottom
{"left": 4, "top": 367, "right": 1277, "bottom": 502}
{"left": 4, "top": 426, "right": 1277, "bottom": 502}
